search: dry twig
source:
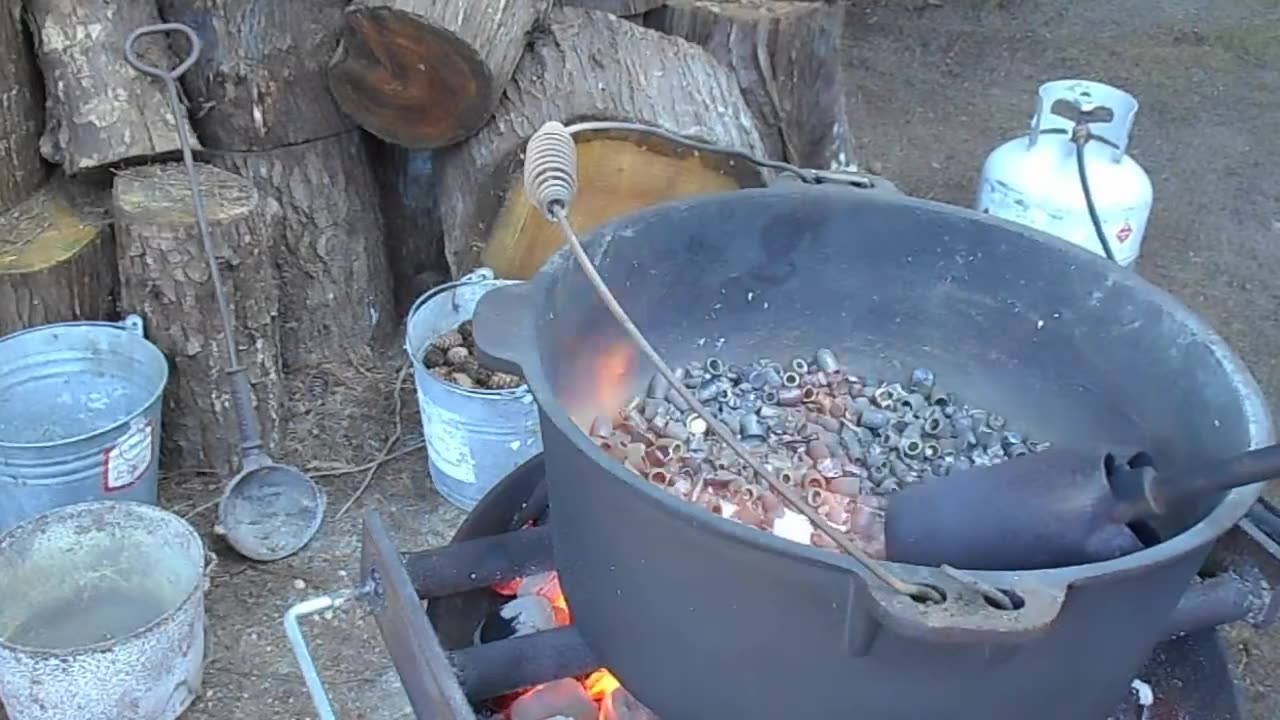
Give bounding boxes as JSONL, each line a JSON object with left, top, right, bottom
{"left": 335, "top": 362, "right": 412, "bottom": 519}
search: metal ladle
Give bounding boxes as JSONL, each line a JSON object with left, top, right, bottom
{"left": 125, "top": 24, "right": 325, "bottom": 562}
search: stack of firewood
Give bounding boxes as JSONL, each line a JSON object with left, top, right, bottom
{"left": 0, "top": 0, "right": 856, "bottom": 476}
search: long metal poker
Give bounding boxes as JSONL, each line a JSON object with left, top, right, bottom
{"left": 124, "top": 24, "right": 265, "bottom": 457}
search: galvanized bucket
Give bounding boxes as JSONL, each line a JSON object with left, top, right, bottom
{"left": 0, "top": 315, "right": 168, "bottom": 534}
{"left": 0, "top": 501, "right": 207, "bottom": 720}
{"left": 405, "top": 268, "right": 543, "bottom": 511}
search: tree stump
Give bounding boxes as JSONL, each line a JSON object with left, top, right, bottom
{"left": 156, "top": 0, "right": 355, "bottom": 151}
{"left": 328, "top": 0, "right": 548, "bottom": 149}
{"left": 647, "top": 0, "right": 857, "bottom": 170}
{"left": 373, "top": 142, "right": 448, "bottom": 314}
{"left": 25, "top": 0, "right": 201, "bottom": 173}
{"left": 210, "top": 131, "right": 394, "bottom": 370}
{"left": 113, "top": 163, "right": 285, "bottom": 476}
{"left": 437, "top": 7, "right": 769, "bottom": 279}
{"left": 0, "top": 1, "right": 47, "bottom": 210}
{"left": 563, "top": 0, "right": 664, "bottom": 16}
{"left": 0, "top": 179, "right": 116, "bottom": 335}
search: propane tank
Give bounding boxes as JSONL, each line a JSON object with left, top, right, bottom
{"left": 976, "top": 80, "right": 1153, "bottom": 267}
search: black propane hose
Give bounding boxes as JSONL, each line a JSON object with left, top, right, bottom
{"left": 519, "top": 121, "right": 949, "bottom": 605}
{"left": 1073, "top": 124, "right": 1120, "bottom": 264}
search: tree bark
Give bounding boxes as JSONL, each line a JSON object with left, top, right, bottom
{"left": 563, "top": 0, "right": 664, "bottom": 16}
{"left": 25, "top": 0, "right": 201, "bottom": 173}
{"left": 156, "top": 0, "right": 355, "bottom": 151}
{"left": 210, "top": 131, "right": 394, "bottom": 370}
{"left": 437, "top": 6, "right": 769, "bottom": 279}
{"left": 373, "top": 142, "right": 449, "bottom": 314}
{"left": 328, "top": 0, "right": 548, "bottom": 149}
{"left": 0, "top": 178, "right": 116, "bottom": 335}
{"left": 0, "top": 1, "right": 47, "bottom": 210}
{"left": 646, "top": 0, "right": 857, "bottom": 170}
{"left": 113, "top": 163, "right": 285, "bottom": 476}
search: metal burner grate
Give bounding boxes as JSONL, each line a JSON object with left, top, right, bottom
{"left": 289, "top": 455, "right": 1277, "bottom": 720}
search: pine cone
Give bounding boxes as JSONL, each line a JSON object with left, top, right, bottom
{"left": 431, "top": 329, "right": 464, "bottom": 351}
{"left": 423, "top": 346, "right": 447, "bottom": 368}
{"left": 469, "top": 363, "right": 494, "bottom": 387}
{"left": 451, "top": 372, "right": 478, "bottom": 389}
{"left": 486, "top": 372, "right": 524, "bottom": 390}
{"left": 445, "top": 346, "right": 470, "bottom": 365}
{"left": 458, "top": 319, "right": 474, "bottom": 343}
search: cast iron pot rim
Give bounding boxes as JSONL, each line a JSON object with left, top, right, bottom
{"left": 518, "top": 186, "right": 1274, "bottom": 588}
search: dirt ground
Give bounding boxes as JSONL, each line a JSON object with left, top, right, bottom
{"left": 842, "top": 0, "right": 1280, "bottom": 716}
{"left": 5, "top": 2, "right": 1275, "bottom": 719}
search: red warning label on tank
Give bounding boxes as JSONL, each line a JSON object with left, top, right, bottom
{"left": 1116, "top": 222, "right": 1134, "bottom": 244}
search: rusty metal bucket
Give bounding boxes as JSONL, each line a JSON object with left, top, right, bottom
{"left": 0, "top": 501, "right": 207, "bottom": 719}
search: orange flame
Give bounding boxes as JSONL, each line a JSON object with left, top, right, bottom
{"left": 585, "top": 668, "right": 622, "bottom": 702}
{"left": 498, "top": 571, "right": 626, "bottom": 716}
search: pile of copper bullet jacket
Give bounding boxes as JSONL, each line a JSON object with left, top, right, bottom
{"left": 588, "top": 349, "right": 1049, "bottom": 553}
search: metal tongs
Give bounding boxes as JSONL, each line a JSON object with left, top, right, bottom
{"left": 124, "top": 23, "right": 325, "bottom": 562}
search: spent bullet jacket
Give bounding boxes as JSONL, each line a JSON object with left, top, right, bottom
{"left": 859, "top": 407, "right": 891, "bottom": 430}
{"left": 647, "top": 372, "right": 671, "bottom": 400}
{"left": 909, "top": 367, "right": 936, "bottom": 396}
{"left": 739, "top": 413, "right": 766, "bottom": 441}
{"left": 604, "top": 346, "right": 1048, "bottom": 553}
{"left": 815, "top": 348, "right": 839, "bottom": 373}
{"left": 777, "top": 387, "right": 804, "bottom": 407}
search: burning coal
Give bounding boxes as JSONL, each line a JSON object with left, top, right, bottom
{"left": 492, "top": 571, "right": 657, "bottom": 720}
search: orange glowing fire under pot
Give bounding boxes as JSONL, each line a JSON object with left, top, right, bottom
{"left": 494, "top": 572, "right": 630, "bottom": 719}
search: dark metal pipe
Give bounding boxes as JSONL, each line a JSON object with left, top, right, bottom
{"left": 450, "top": 625, "right": 600, "bottom": 701}
{"left": 402, "top": 525, "right": 555, "bottom": 599}
{"left": 1164, "top": 575, "right": 1258, "bottom": 637}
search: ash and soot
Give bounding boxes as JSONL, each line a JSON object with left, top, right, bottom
{"left": 423, "top": 319, "right": 524, "bottom": 391}
{"left": 589, "top": 349, "right": 1049, "bottom": 557}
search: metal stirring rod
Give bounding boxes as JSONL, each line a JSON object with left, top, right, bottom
{"left": 521, "top": 121, "right": 946, "bottom": 604}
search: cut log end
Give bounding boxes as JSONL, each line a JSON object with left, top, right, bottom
{"left": 113, "top": 161, "right": 284, "bottom": 475}
{"left": 330, "top": 7, "right": 495, "bottom": 149}
{"left": 0, "top": 181, "right": 116, "bottom": 334}
{"left": 482, "top": 135, "right": 758, "bottom": 279}
{"left": 0, "top": 186, "right": 106, "bottom": 276}
{"left": 113, "top": 164, "right": 259, "bottom": 226}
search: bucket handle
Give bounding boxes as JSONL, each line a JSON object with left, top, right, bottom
{"left": 122, "top": 314, "right": 146, "bottom": 338}
{"left": 284, "top": 589, "right": 361, "bottom": 720}
{"left": 407, "top": 267, "right": 495, "bottom": 321}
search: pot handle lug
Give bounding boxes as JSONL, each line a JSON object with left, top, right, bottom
{"left": 860, "top": 568, "right": 1070, "bottom": 645}
{"left": 472, "top": 281, "right": 538, "bottom": 378}
{"left": 768, "top": 169, "right": 905, "bottom": 196}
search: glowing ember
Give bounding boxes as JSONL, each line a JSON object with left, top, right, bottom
{"left": 495, "top": 571, "right": 650, "bottom": 719}
{"left": 584, "top": 669, "right": 621, "bottom": 702}
{"left": 493, "top": 577, "right": 523, "bottom": 596}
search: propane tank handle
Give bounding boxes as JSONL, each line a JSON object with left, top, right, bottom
{"left": 1028, "top": 80, "right": 1138, "bottom": 162}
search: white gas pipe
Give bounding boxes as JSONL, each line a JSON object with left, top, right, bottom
{"left": 976, "top": 80, "right": 1153, "bottom": 268}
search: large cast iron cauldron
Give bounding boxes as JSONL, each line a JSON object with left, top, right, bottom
{"left": 472, "top": 185, "right": 1273, "bottom": 720}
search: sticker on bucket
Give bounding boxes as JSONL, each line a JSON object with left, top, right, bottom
{"left": 102, "top": 417, "right": 154, "bottom": 492}
{"left": 421, "top": 402, "right": 477, "bottom": 484}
